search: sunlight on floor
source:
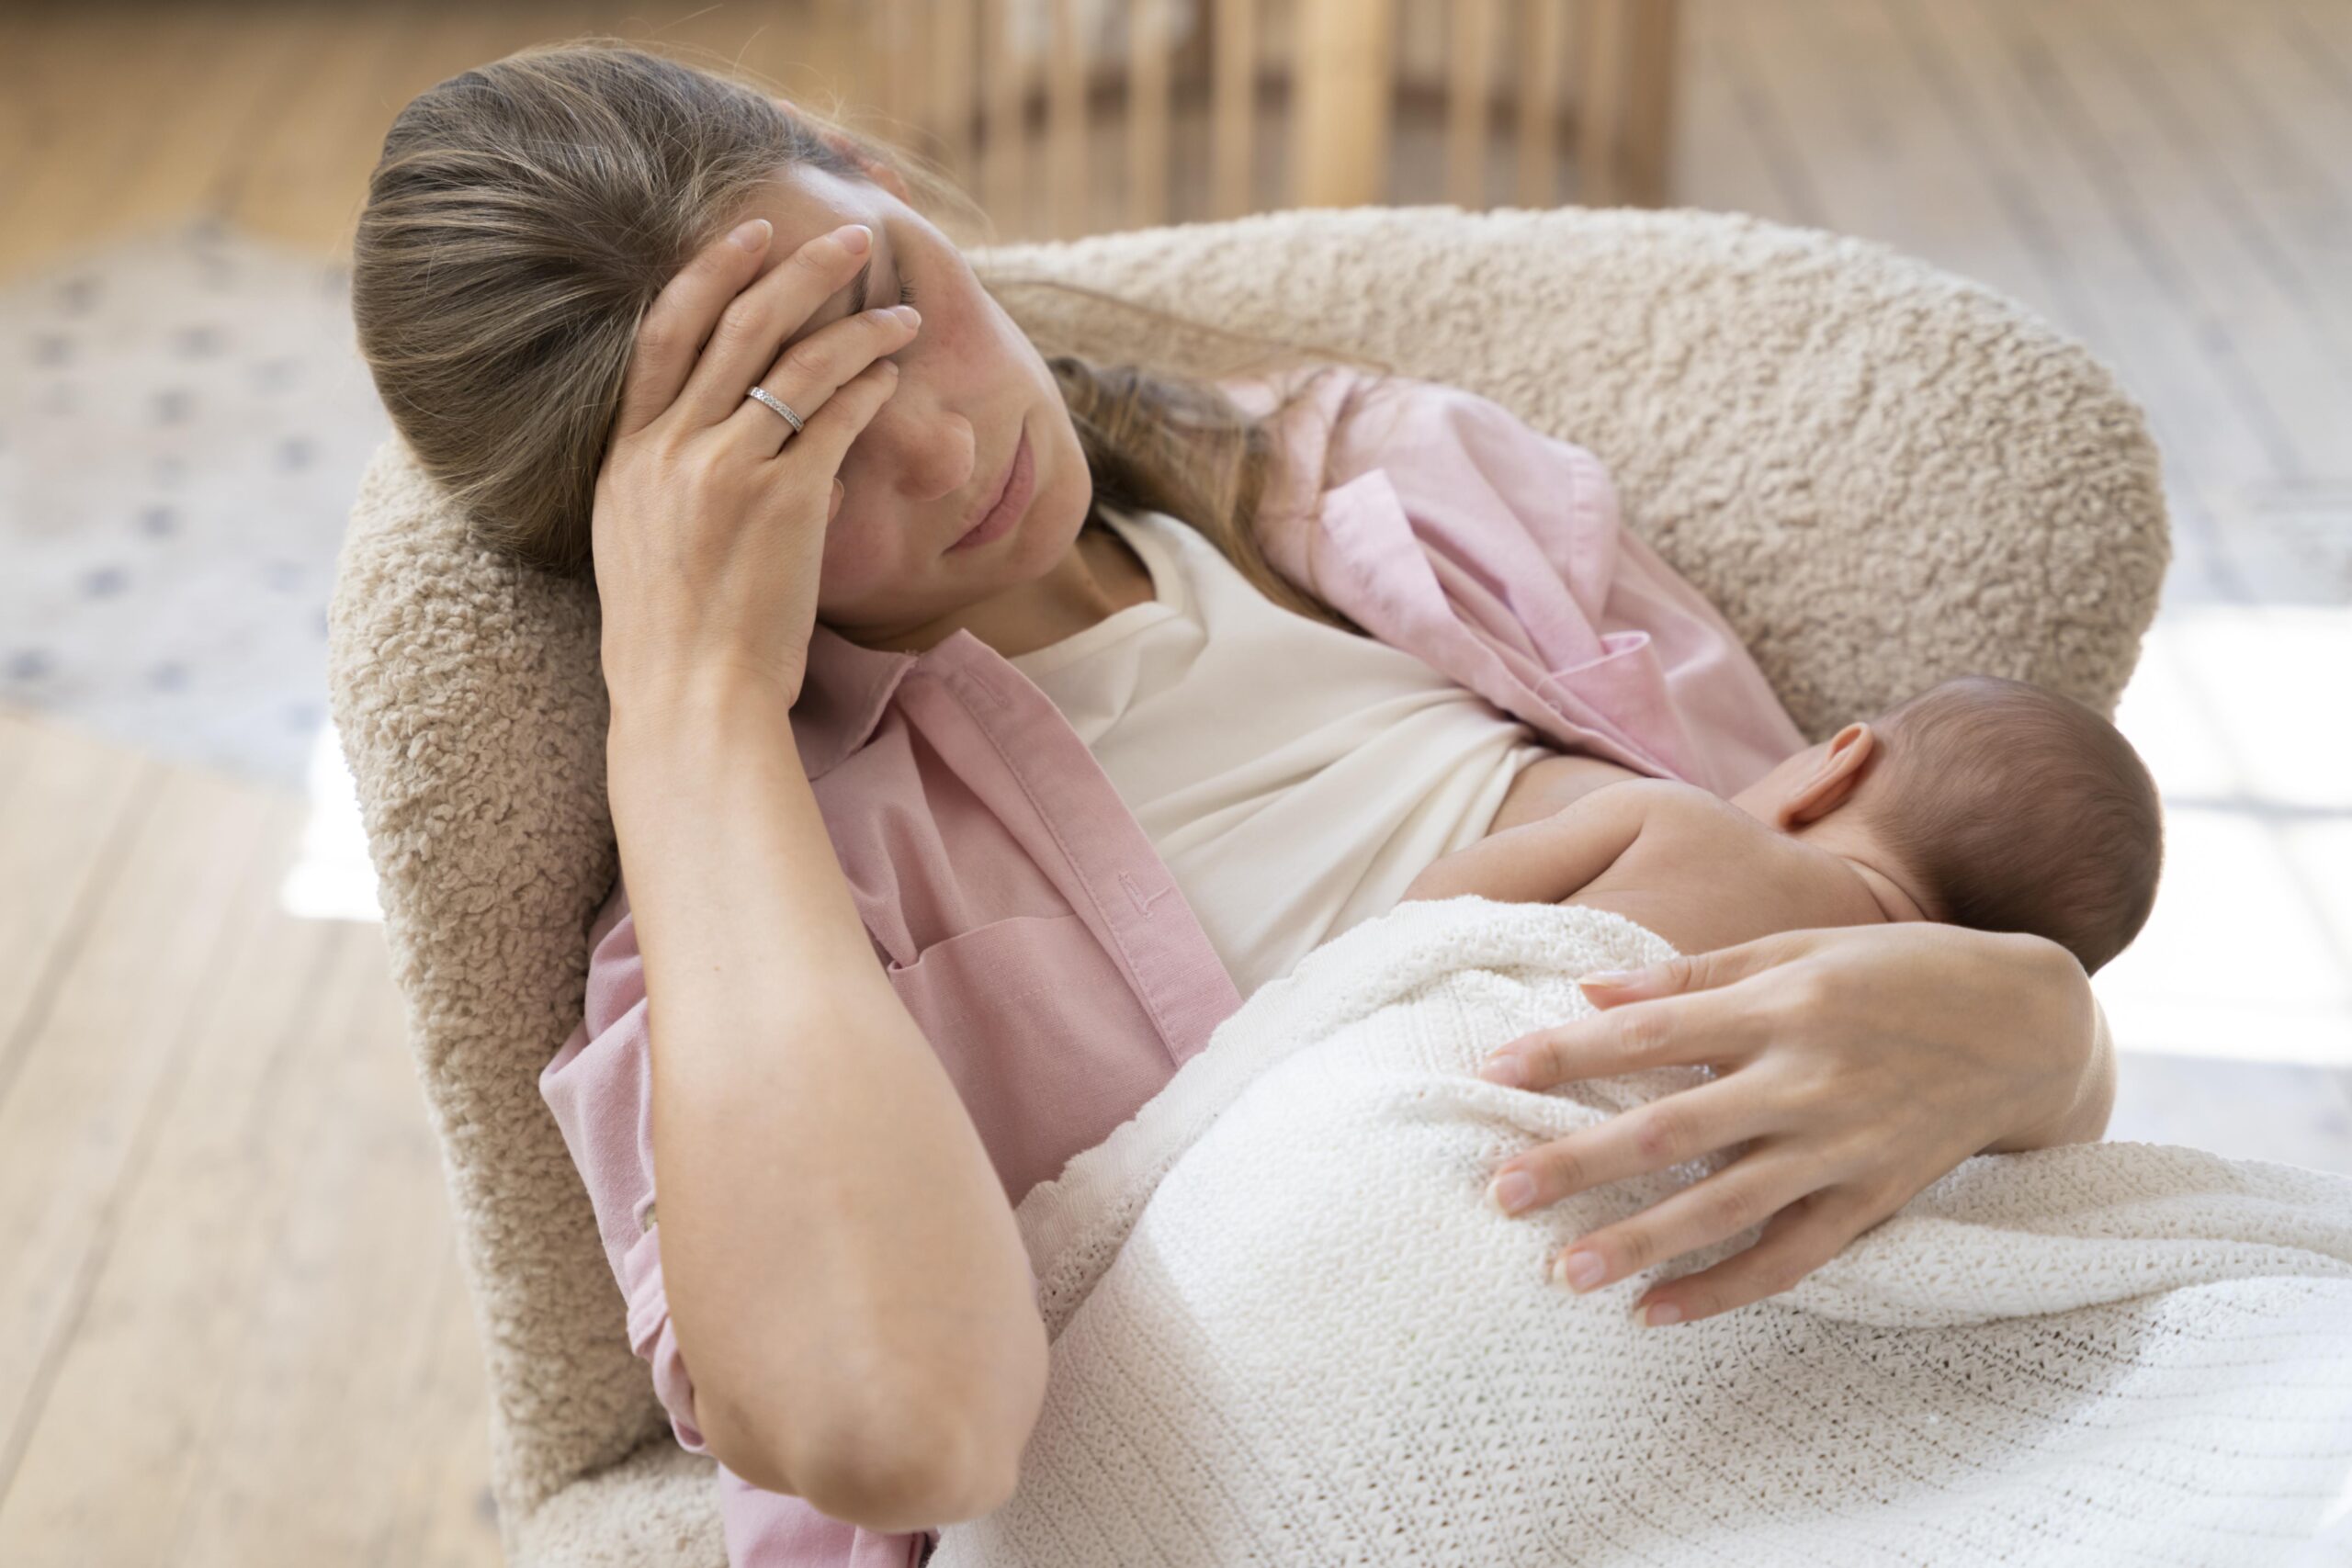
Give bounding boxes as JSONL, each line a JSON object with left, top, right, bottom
{"left": 280, "top": 717, "right": 381, "bottom": 924}
{"left": 2101, "top": 605, "right": 2352, "bottom": 1067}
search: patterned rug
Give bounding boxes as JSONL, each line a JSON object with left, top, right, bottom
{"left": 0, "top": 214, "right": 392, "bottom": 796}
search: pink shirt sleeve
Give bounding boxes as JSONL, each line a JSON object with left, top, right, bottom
{"left": 539, "top": 880, "right": 712, "bottom": 1454}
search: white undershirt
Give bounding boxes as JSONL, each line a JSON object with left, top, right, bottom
{"left": 1007, "top": 502, "right": 1556, "bottom": 1004}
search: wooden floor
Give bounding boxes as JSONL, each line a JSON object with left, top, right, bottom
{"left": 1, "top": 2, "right": 2346, "bottom": 1563}
{"left": 0, "top": 709, "right": 498, "bottom": 1565}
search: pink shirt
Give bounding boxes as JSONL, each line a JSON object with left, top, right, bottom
{"left": 538, "top": 367, "right": 1808, "bottom": 1566}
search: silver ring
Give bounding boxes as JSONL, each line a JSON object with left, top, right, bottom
{"left": 745, "top": 385, "right": 805, "bottom": 434}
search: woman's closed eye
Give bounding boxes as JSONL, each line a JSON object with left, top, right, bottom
{"left": 883, "top": 269, "right": 918, "bottom": 367}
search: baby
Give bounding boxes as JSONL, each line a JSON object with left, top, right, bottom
{"left": 1396, "top": 673, "right": 2164, "bottom": 975}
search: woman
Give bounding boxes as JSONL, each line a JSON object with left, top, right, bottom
{"left": 352, "top": 39, "right": 2114, "bottom": 1568}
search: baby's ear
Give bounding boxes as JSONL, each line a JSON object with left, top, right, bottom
{"left": 1783, "top": 723, "right": 1877, "bottom": 826}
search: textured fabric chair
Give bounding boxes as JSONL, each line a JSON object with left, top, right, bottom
{"left": 324, "top": 204, "right": 2168, "bottom": 1565}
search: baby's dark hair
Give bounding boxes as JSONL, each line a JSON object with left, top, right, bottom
{"left": 1859, "top": 674, "right": 2163, "bottom": 974}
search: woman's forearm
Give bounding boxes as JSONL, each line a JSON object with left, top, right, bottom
{"left": 606, "top": 671, "right": 1046, "bottom": 1522}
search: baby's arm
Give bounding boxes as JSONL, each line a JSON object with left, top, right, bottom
{"left": 1396, "top": 781, "right": 1655, "bottom": 908}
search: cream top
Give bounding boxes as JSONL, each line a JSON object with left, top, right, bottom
{"left": 1008, "top": 502, "right": 1556, "bottom": 1003}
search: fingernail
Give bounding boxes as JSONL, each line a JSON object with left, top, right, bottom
{"left": 1486, "top": 1170, "right": 1536, "bottom": 1214}
{"left": 729, "top": 218, "right": 771, "bottom": 251}
{"left": 838, "top": 222, "right": 872, "bottom": 254}
{"left": 1476, "top": 1054, "right": 1527, "bottom": 1088}
{"left": 1643, "top": 1302, "right": 1683, "bottom": 1326}
{"left": 1552, "top": 1249, "right": 1606, "bottom": 1291}
{"left": 1577, "top": 969, "right": 1638, "bottom": 990}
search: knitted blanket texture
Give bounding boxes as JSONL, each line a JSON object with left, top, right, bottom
{"left": 931, "top": 896, "right": 2352, "bottom": 1567}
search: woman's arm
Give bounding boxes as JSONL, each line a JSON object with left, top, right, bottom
{"left": 610, "top": 671, "right": 1046, "bottom": 1530}
{"left": 1980, "top": 988, "right": 2118, "bottom": 1154}
{"left": 1470, "top": 922, "right": 2115, "bottom": 1328}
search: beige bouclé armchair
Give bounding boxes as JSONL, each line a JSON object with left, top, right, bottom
{"left": 324, "top": 204, "right": 2167, "bottom": 1564}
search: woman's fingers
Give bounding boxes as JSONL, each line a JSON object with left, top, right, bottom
{"left": 1626, "top": 1180, "right": 1895, "bottom": 1327}
{"left": 1484, "top": 1074, "right": 1784, "bottom": 1218}
{"left": 1532, "top": 1145, "right": 1819, "bottom": 1300}
{"left": 1476, "top": 931, "right": 1834, "bottom": 1090}
{"left": 675, "top": 221, "right": 875, "bottom": 432}
{"left": 1573, "top": 930, "right": 1825, "bottom": 1010}
{"left": 612, "top": 217, "right": 773, "bottom": 443}
{"left": 727, "top": 301, "right": 918, "bottom": 458}
{"left": 1479, "top": 984, "right": 1762, "bottom": 1089}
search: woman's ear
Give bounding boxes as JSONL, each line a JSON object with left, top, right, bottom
{"left": 1781, "top": 722, "right": 1877, "bottom": 827}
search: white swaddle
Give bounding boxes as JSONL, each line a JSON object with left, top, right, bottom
{"left": 931, "top": 896, "right": 2352, "bottom": 1567}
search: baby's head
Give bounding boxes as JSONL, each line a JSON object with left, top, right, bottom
{"left": 1730, "top": 675, "right": 2164, "bottom": 974}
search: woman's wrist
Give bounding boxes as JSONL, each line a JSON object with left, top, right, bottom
{"left": 1977, "top": 934, "right": 2114, "bottom": 1155}
{"left": 607, "top": 655, "right": 803, "bottom": 738}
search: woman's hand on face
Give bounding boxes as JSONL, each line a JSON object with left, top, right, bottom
{"left": 590, "top": 216, "right": 922, "bottom": 717}
{"left": 1475, "top": 922, "right": 2100, "bottom": 1327}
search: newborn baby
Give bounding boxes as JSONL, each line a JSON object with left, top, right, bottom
{"left": 1397, "top": 673, "right": 2164, "bottom": 975}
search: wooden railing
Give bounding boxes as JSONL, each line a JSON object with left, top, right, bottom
{"left": 856, "top": 0, "right": 1680, "bottom": 240}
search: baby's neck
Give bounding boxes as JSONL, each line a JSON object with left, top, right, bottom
{"left": 1792, "top": 820, "right": 1928, "bottom": 924}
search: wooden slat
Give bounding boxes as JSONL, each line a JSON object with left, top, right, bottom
{"left": 931, "top": 0, "right": 979, "bottom": 196}
{"left": 1516, "top": 0, "right": 1570, "bottom": 208}
{"left": 1048, "top": 0, "right": 1091, "bottom": 238}
{"left": 870, "top": 0, "right": 917, "bottom": 139}
{"left": 1293, "top": 0, "right": 1396, "bottom": 209}
{"left": 1620, "top": 0, "right": 1681, "bottom": 205}
{"left": 980, "top": 0, "right": 1029, "bottom": 233}
{"left": 1212, "top": 0, "right": 1259, "bottom": 219}
{"left": 1127, "top": 0, "right": 1175, "bottom": 227}
{"left": 1446, "top": 0, "right": 1503, "bottom": 209}
{"left": 1577, "top": 0, "right": 1628, "bottom": 205}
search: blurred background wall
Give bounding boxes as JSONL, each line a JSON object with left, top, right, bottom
{"left": 1, "top": 2, "right": 2346, "bottom": 1563}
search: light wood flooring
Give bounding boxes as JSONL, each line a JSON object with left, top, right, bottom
{"left": 1, "top": 2, "right": 2347, "bottom": 1563}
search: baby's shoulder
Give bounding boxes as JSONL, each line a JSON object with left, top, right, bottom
{"left": 1612, "top": 779, "right": 1786, "bottom": 861}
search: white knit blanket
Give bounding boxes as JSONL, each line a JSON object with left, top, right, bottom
{"left": 930, "top": 896, "right": 2352, "bottom": 1567}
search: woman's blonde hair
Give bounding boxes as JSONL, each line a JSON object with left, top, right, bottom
{"left": 351, "top": 36, "right": 1399, "bottom": 637}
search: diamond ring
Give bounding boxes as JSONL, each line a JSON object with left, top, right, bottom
{"left": 745, "top": 385, "right": 805, "bottom": 434}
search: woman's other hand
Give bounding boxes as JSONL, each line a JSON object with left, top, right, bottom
{"left": 1474, "top": 923, "right": 2110, "bottom": 1328}
{"left": 591, "top": 216, "right": 920, "bottom": 716}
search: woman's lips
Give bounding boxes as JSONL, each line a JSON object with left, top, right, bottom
{"left": 948, "top": 426, "right": 1034, "bottom": 552}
